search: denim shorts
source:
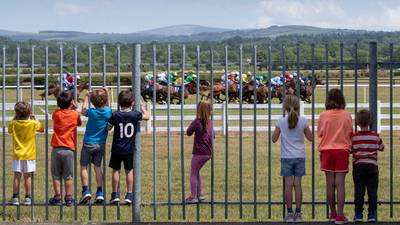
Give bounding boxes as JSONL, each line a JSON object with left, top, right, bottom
{"left": 281, "top": 158, "right": 306, "bottom": 177}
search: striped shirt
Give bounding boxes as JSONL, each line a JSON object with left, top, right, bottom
{"left": 351, "top": 131, "right": 384, "bottom": 166}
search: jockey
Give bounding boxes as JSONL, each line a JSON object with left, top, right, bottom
{"left": 184, "top": 74, "right": 196, "bottom": 84}
{"left": 285, "top": 72, "right": 293, "bottom": 82}
{"left": 144, "top": 73, "right": 154, "bottom": 88}
{"left": 157, "top": 72, "right": 168, "bottom": 85}
{"left": 61, "top": 73, "right": 80, "bottom": 92}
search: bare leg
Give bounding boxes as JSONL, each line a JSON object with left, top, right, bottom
{"left": 53, "top": 179, "right": 61, "bottom": 196}
{"left": 23, "top": 173, "right": 32, "bottom": 197}
{"left": 125, "top": 169, "right": 134, "bottom": 193}
{"left": 64, "top": 179, "right": 73, "bottom": 196}
{"left": 325, "top": 171, "right": 336, "bottom": 214}
{"left": 335, "top": 172, "right": 347, "bottom": 216}
{"left": 13, "top": 172, "right": 22, "bottom": 195}
{"left": 112, "top": 170, "right": 120, "bottom": 192}
{"left": 94, "top": 166, "right": 103, "bottom": 188}
{"left": 285, "top": 176, "right": 295, "bottom": 211}
{"left": 294, "top": 176, "right": 302, "bottom": 209}
{"left": 81, "top": 166, "right": 88, "bottom": 187}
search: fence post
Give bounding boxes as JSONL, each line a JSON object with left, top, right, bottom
{"left": 222, "top": 103, "right": 226, "bottom": 135}
{"left": 146, "top": 102, "right": 151, "bottom": 134}
{"left": 377, "top": 100, "right": 381, "bottom": 133}
{"left": 132, "top": 44, "right": 141, "bottom": 223}
{"left": 369, "top": 42, "right": 378, "bottom": 132}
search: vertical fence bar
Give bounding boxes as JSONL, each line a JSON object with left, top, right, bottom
{"left": 87, "top": 45, "right": 93, "bottom": 221}
{"left": 311, "top": 43, "right": 316, "bottom": 219}
{"left": 369, "top": 42, "right": 378, "bottom": 132}
{"left": 16, "top": 46, "right": 20, "bottom": 102}
{"left": 73, "top": 46, "right": 78, "bottom": 222}
{"left": 324, "top": 43, "right": 329, "bottom": 218}
{"left": 296, "top": 43, "right": 300, "bottom": 97}
{"left": 195, "top": 46, "right": 200, "bottom": 223}
{"left": 117, "top": 45, "right": 121, "bottom": 107}
{"left": 354, "top": 43, "right": 358, "bottom": 131}
{"left": 166, "top": 45, "right": 172, "bottom": 220}
{"left": 281, "top": 44, "right": 286, "bottom": 218}
{"left": 252, "top": 45, "right": 257, "bottom": 219}
{"left": 196, "top": 46, "right": 200, "bottom": 104}
{"left": 340, "top": 43, "right": 344, "bottom": 92}
{"left": 2, "top": 46, "right": 6, "bottom": 222}
{"left": 132, "top": 44, "right": 142, "bottom": 223}
{"left": 238, "top": 44, "right": 243, "bottom": 219}
{"left": 59, "top": 46, "right": 64, "bottom": 221}
{"left": 267, "top": 45, "right": 272, "bottom": 219}
{"left": 59, "top": 46, "right": 63, "bottom": 94}
{"left": 209, "top": 48, "right": 215, "bottom": 219}
{"left": 325, "top": 43, "right": 329, "bottom": 97}
{"left": 30, "top": 45, "right": 35, "bottom": 221}
{"left": 224, "top": 45, "right": 229, "bottom": 219}
{"left": 152, "top": 44, "right": 157, "bottom": 220}
{"left": 389, "top": 43, "right": 393, "bottom": 217}
{"left": 180, "top": 44, "right": 186, "bottom": 220}
{"left": 102, "top": 45, "right": 107, "bottom": 221}
{"left": 45, "top": 46, "right": 49, "bottom": 221}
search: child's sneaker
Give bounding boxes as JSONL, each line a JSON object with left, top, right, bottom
{"left": 285, "top": 212, "right": 295, "bottom": 223}
{"left": 9, "top": 197, "right": 19, "bottom": 206}
{"left": 294, "top": 212, "right": 303, "bottom": 223}
{"left": 95, "top": 191, "right": 104, "bottom": 204}
{"left": 198, "top": 195, "right": 206, "bottom": 202}
{"left": 185, "top": 197, "right": 199, "bottom": 203}
{"left": 124, "top": 192, "right": 133, "bottom": 205}
{"left": 79, "top": 190, "right": 92, "bottom": 205}
{"left": 329, "top": 212, "right": 337, "bottom": 223}
{"left": 64, "top": 195, "right": 75, "bottom": 207}
{"left": 354, "top": 212, "right": 363, "bottom": 223}
{"left": 335, "top": 215, "right": 349, "bottom": 224}
{"left": 367, "top": 213, "right": 376, "bottom": 222}
{"left": 110, "top": 192, "right": 120, "bottom": 204}
{"left": 24, "top": 197, "right": 32, "bottom": 206}
{"left": 49, "top": 196, "right": 62, "bottom": 206}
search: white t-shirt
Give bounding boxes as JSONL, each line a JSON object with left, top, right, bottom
{"left": 276, "top": 115, "right": 308, "bottom": 159}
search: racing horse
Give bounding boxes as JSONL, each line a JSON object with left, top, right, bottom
{"left": 40, "top": 82, "right": 89, "bottom": 102}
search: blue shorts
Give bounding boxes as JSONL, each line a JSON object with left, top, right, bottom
{"left": 281, "top": 158, "right": 306, "bottom": 177}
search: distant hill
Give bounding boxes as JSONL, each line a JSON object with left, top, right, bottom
{"left": 138, "top": 24, "right": 231, "bottom": 36}
{"left": 0, "top": 25, "right": 384, "bottom": 43}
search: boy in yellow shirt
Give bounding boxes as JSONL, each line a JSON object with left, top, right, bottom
{"left": 8, "top": 102, "right": 44, "bottom": 205}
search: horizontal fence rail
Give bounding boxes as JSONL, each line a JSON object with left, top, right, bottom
{"left": 0, "top": 42, "right": 399, "bottom": 222}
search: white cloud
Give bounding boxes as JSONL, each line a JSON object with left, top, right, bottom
{"left": 255, "top": 0, "right": 400, "bottom": 31}
{"left": 54, "top": 1, "right": 89, "bottom": 17}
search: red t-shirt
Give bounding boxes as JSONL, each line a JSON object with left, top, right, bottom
{"left": 351, "top": 131, "right": 384, "bottom": 166}
{"left": 51, "top": 109, "right": 81, "bottom": 150}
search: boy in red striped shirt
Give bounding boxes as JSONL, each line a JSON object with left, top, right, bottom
{"left": 351, "top": 109, "right": 384, "bottom": 223}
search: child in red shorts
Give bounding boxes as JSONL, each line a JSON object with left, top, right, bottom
{"left": 318, "top": 89, "right": 353, "bottom": 224}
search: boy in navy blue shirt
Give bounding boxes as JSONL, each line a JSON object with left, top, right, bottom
{"left": 79, "top": 88, "right": 112, "bottom": 204}
{"left": 107, "top": 90, "right": 149, "bottom": 204}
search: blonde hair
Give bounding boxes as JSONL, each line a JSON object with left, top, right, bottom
{"left": 197, "top": 101, "right": 212, "bottom": 131}
{"left": 283, "top": 95, "right": 300, "bottom": 129}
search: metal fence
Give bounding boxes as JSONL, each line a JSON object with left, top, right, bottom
{"left": 0, "top": 42, "right": 399, "bottom": 222}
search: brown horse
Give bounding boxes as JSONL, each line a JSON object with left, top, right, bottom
{"left": 211, "top": 82, "right": 225, "bottom": 103}
{"left": 40, "top": 82, "right": 89, "bottom": 102}
{"left": 161, "top": 82, "right": 192, "bottom": 104}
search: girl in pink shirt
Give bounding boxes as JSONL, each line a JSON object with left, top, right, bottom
{"left": 318, "top": 88, "right": 353, "bottom": 224}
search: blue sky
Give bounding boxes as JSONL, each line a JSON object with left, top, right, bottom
{"left": 1, "top": 0, "right": 400, "bottom": 33}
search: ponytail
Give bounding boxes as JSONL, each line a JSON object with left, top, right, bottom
{"left": 283, "top": 95, "right": 300, "bottom": 129}
{"left": 288, "top": 107, "right": 299, "bottom": 129}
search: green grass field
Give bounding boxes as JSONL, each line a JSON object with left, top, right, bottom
{"left": 0, "top": 80, "right": 399, "bottom": 222}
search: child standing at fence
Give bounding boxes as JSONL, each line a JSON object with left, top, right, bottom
{"left": 318, "top": 88, "right": 353, "bottom": 224}
{"left": 352, "top": 109, "right": 384, "bottom": 223}
{"left": 79, "top": 88, "right": 112, "bottom": 205}
{"left": 50, "top": 91, "right": 82, "bottom": 206}
{"left": 107, "top": 90, "right": 149, "bottom": 204}
{"left": 186, "top": 101, "right": 214, "bottom": 203}
{"left": 272, "top": 95, "right": 313, "bottom": 222}
{"left": 8, "top": 102, "right": 44, "bottom": 205}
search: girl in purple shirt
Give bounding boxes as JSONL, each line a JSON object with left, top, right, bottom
{"left": 186, "top": 101, "right": 213, "bottom": 203}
